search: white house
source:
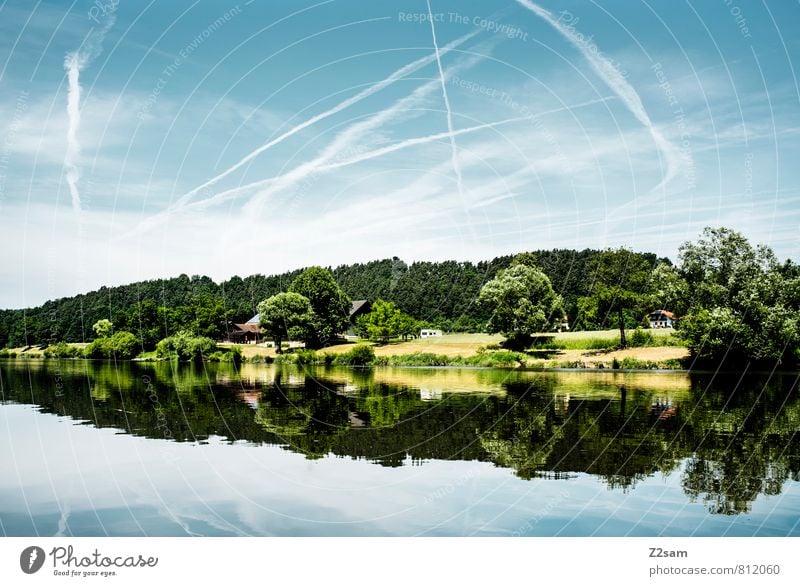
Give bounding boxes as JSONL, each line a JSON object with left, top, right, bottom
{"left": 420, "top": 328, "right": 443, "bottom": 338}
{"left": 648, "top": 309, "right": 676, "bottom": 328}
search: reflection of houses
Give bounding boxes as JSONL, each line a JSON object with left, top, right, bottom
{"left": 648, "top": 309, "right": 676, "bottom": 328}
{"left": 228, "top": 314, "right": 262, "bottom": 343}
{"left": 651, "top": 399, "right": 676, "bottom": 420}
{"left": 346, "top": 300, "right": 371, "bottom": 337}
{"left": 420, "top": 329, "right": 443, "bottom": 338}
{"left": 420, "top": 388, "right": 443, "bottom": 401}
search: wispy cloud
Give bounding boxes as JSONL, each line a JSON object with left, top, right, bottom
{"left": 515, "top": 0, "right": 683, "bottom": 195}
{"left": 157, "top": 28, "right": 481, "bottom": 219}
{"left": 63, "top": 10, "right": 116, "bottom": 213}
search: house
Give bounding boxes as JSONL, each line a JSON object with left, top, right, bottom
{"left": 345, "top": 300, "right": 371, "bottom": 338}
{"left": 227, "top": 322, "right": 261, "bottom": 344}
{"left": 420, "top": 328, "right": 443, "bottom": 338}
{"left": 648, "top": 309, "right": 676, "bottom": 328}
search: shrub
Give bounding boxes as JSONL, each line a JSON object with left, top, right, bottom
{"left": 628, "top": 328, "right": 654, "bottom": 348}
{"left": 44, "top": 342, "right": 81, "bottom": 358}
{"left": 156, "top": 331, "right": 217, "bottom": 361}
{"left": 111, "top": 331, "right": 139, "bottom": 359}
{"left": 84, "top": 331, "right": 139, "bottom": 359}
{"left": 336, "top": 344, "right": 375, "bottom": 366}
{"left": 84, "top": 337, "right": 113, "bottom": 358}
{"left": 295, "top": 349, "right": 318, "bottom": 365}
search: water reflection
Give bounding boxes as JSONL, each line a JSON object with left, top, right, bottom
{"left": 1, "top": 359, "right": 798, "bottom": 518}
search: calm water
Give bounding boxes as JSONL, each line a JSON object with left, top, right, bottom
{"left": 1, "top": 359, "right": 798, "bottom": 536}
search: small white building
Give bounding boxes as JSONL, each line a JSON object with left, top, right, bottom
{"left": 648, "top": 309, "right": 676, "bottom": 328}
{"left": 419, "top": 328, "right": 443, "bottom": 338}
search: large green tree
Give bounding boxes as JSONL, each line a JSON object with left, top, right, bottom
{"left": 577, "top": 248, "right": 654, "bottom": 347}
{"left": 356, "top": 299, "right": 418, "bottom": 344}
{"left": 677, "top": 227, "right": 797, "bottom": 363}
{"left": 477, "top": 259, "right": 562, "bottom": 349}
{"left": 289, "top": 267, "right": 351, "bottom": 347}
{"left": 257, "top": 292, "right": 315, "bottom": 352}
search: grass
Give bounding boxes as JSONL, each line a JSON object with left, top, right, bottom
{"left": 1, "top": 330, "right": 687, "bottom": 371}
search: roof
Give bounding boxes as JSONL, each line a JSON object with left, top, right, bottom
{"left": 232, "top": 323, "right": 261, "bottom": 333}
{"left": 245, "top": 313, "right": 260, "bottom": 325}
{"left": 649, "top": 309, "right": 676, "bottom": 319}
{"left": 349, "top": 300, "right": 370, "bottom": 316}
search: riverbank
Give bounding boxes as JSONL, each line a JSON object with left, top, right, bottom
{"left": 0, "top": 331, "right": 688, "bottom": 370}
{"left": 233, "top": 330, "right": 688, "bottom": 370}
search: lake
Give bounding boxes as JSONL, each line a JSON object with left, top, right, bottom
{"left": 1, "top": 359, "right": 798, "bottom": 536}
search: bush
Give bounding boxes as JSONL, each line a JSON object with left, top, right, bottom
{"left": 295, "top": 349, "right": 318, "bottom": 365}
{"left": 334, "top": 344, "right": 375, "bottom": 366}
{"left": 84, "top": 337, "right": 113, "bottom": 359}
{"left": 84, "top": 331, "right": 139, "bottom": 359}
{"left": 156, "top": 331, "right": 217, "bottom": 361}
{"left": 44, "top": 342, "right": 81, "bottom": 358}
{"left": 111, "top": 331, "right": 139, "bottom": 359}
{"left": 628, "top": 328, "right": 654, "bottom": 347}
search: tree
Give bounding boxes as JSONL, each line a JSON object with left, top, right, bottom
{"left": 92, "top": 319, "right": 113, "bottom": 338}
{"left": 257, "top": 292, "right": 315, "bottom": 352}
{"left": 578, "top": 248, "right": 654, "bottom": 347}
{"left": 357, "top": 299, "right": 404, "bottom": 344}
{"left": 648, "top": 262, "right": 689, "bottom": 317}
{"left": 289, "top": 267, "right": 351, "bottom": 347}
{"left": 155, "top": 331, "right": 217, "bottom": 361}
{"left": 677, "top": 227, "right": 797, "bottom": 363}
{"left": 477, "top": 259, "right": 562, "bottom": 349}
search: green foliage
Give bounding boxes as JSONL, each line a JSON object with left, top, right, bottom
{"left": 628, "top": 328, "right": 654, "bottom": 348}
{"left": 156, "top": 331, "right": 217, "bottom": 361}
{"left": 677, "top": 228, "right": 798, "bottom": 364}
{"left": 295, "top": 349, "right": 319, "bottom": 365}
{"left": 576, "top": 248, "right": 655, "bottom": 347}
{"left": 478, "top": 261, "right": 562, "bottom": 349}
{"left": 357, "top": 299, "right": 418, "bottom": 343}
{"left": 257, "top": 292, "right": 315, "bottom": 351}
{"left": 44, "top": 342, "right": 82, "bottom": 358}
{"left": 205, "top": 346, "right": 243, "bottom": 363}
{"left": 84, "top": 331, "right": 139, "bottom": 359}
{"left": 649, "top": 262, "right": 690, "bottom": 316}
{"left": 289, "top": 267, "right": 351, "bottom": 347}
{"left": 333, "top": 343, "right": 375, "bottom": 366}
{"left": 92, "top": 319, "right": 113, "bottom": 338}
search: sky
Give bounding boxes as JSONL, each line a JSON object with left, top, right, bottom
{"left": 0, "top": 0, "right": 798, "bottom": 308}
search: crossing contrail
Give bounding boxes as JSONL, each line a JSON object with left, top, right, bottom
{"left": 162, "top": 28, "right": 481, "bottom": 215}
{"left": 426, "top": 0, "right": 465, "bottom": 206}
{"left": 143, "top": 95, "right": 613, "bottom": 220}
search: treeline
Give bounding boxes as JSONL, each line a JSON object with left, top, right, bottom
{"left": 0, "top": 248, "right": 661, "bottom": 349}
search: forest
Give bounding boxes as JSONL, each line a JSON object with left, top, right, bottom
{"left": 0, "top": 247, "right": 657, "bottom": 348}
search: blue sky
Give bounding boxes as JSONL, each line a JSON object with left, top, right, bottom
{"left": 1, "top": 0, "right": 798, "bottom": 308}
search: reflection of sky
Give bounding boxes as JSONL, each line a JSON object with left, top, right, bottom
{"left": 2, "top": 404, "right": 798, "bottom": 537}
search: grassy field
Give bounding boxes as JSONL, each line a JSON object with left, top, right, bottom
{"left": 2, "top": 330, "right": 688, "bottom": 369}
{"left": 230, "top": 330, "right": 688, "bottom": 369}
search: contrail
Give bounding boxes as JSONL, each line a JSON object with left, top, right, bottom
{"left": 515, "top": 0, "right": 681, "bottom": 194}
{"left": 164, "top": 28, "right": 481, "bottom": 215}
{"left": 240, "top": 49, "right": 489, "bottom": 217}
{"left": 63, "top": 12, "right": 116, "bottom": 213}
{"left": 426, "top": 0, "right": 465, "bottom": 204}
{"left": 150, "top": 96, "right": 613, "bottom": 219}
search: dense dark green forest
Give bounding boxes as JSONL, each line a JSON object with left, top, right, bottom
{"left": 0, "top": 248, "right": 661, "bottom": 348}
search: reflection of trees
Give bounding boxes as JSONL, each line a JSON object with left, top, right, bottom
{"left": 679, "top": 377, "right": 800, "bottom": 514}
{"left": 2, "top": 361, "right": 798, "bottom": 515}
